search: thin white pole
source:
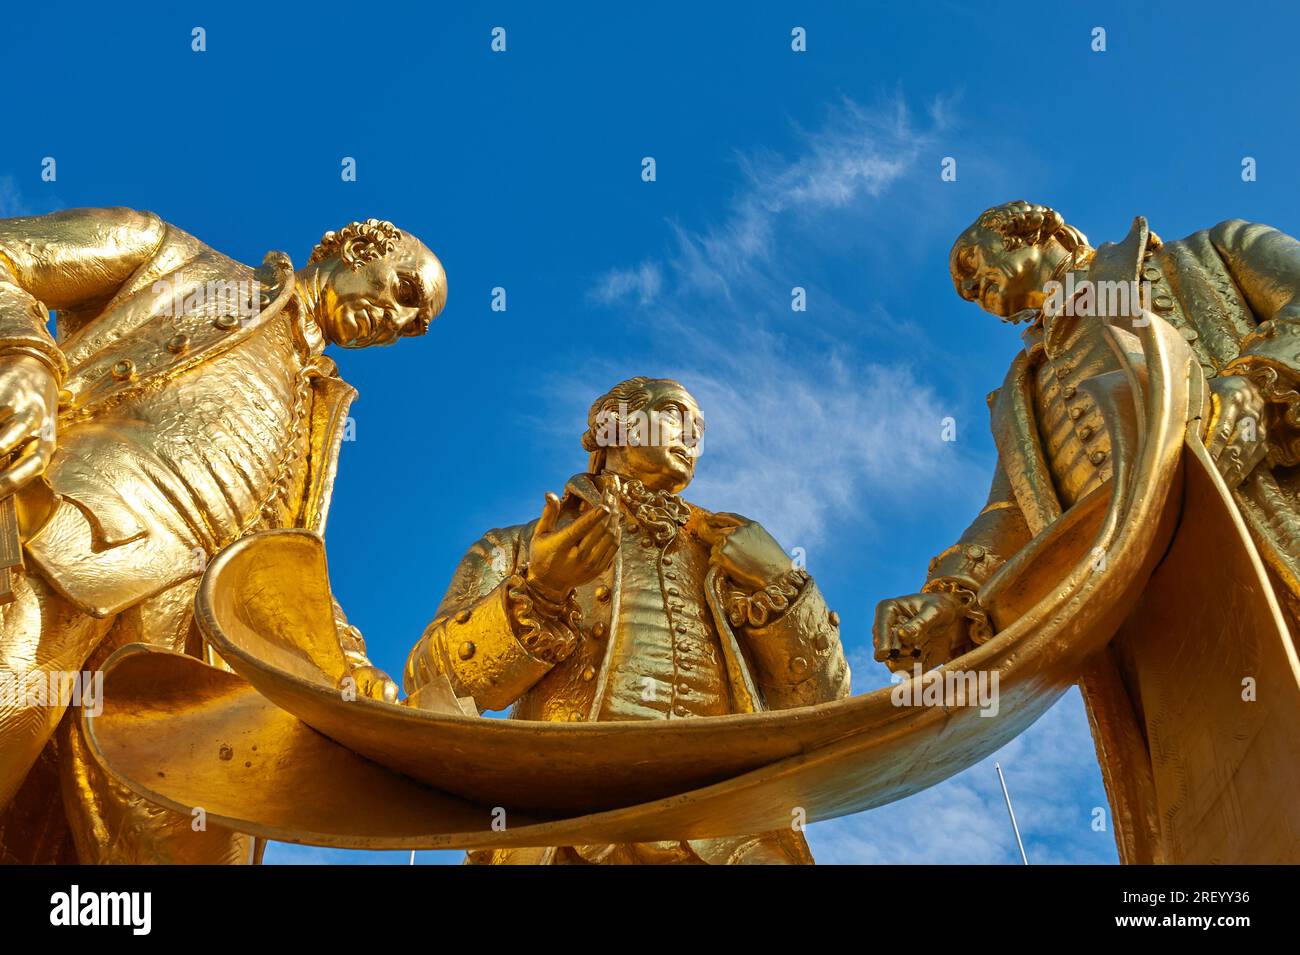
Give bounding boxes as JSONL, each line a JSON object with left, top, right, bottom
{"left": 995, "top": 762, "right": 1029, "bottom": 865}
{"left": 409, "top": 850, "right": 416, "bottom": 865}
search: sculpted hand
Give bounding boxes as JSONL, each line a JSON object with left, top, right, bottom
{"left": 873, "top": 592, "right": 966, "bottom": 673}
{"left": 695, "top": 512, "right": 791, "bottom": 591}
{"left": 526, "top": 490, "right": 619, "bottom": 602}
{"left": 1205, "top": 375, "right": 1268, "bottom": 489}
{"left": 334, "top": 623, "right": 399, "bottom": 703}
{"left": 0, "top": 354, "right": 58, "bottom": 498}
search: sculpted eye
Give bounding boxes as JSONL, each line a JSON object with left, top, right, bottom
{"left": 396, "top": 275, "right": 421, "bottom": 307}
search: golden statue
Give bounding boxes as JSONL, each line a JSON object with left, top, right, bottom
{"left": 874, "top": 202, "right": 1300, "bottom": 863}
{"left": 404, "top": 377, "right": 851, "bottom": 863}
{"left": 32, "top": 202, "right": 1300, "bottom": 867}
{"left": 0, "top": 207, "right": 445, "bottom": 863}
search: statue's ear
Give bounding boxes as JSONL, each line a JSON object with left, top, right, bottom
{"left": 338, "top": 236, "right": 363, "bottom": 269}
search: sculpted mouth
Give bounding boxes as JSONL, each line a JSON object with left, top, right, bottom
{"left": 670, "top": 447, "right": 693, "bottom": 466}
{"left": 337, "top": 303, "right": 395, "bottom": 346}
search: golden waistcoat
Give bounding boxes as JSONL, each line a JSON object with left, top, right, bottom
{"left": 599, "top": 505, "right": 730, "bottom": 721}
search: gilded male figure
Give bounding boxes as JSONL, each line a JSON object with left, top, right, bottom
{"left": 405, "top": 377, "right": 851, "bottom": 864}
{"left": 874, "top": 201, "right": 1300, "bottom": 861}
{"left": 0, "top": 208, "right": 444, "bottom": 863}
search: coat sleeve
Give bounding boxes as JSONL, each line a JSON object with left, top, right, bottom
{"left": 740, "top": 576, "right": 851, "bottom": 710}
{"left": 403, "top": 523, "right": 580, "bottom": 713}
{"left": 919, "top": 457, "right": 1033, "bottom": 649}
{"left": 0, "top": 208, "right": 166, "bottom": 381}
{"left": 1212, "top": 219, "right": 1300, "bottom": 464}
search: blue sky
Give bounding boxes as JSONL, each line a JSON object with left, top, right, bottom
{"left": 4, "top": 0, "right": 1298, "bottom": 864}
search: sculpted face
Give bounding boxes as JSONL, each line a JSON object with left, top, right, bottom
{"left": 950, "top": 226, "right": 1063, "bottom": 319}
{"left": 318, "top": 234, "right": 447, "bottom": 347}
{"left": 605, "top": 382, "right": 704, "bottom": 494}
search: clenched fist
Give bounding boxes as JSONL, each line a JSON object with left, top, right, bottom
{"left": 872, "top": 591, "right": 967, "bottom": 673}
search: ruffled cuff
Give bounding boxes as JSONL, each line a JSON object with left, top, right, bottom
{"left": 921, "top": 576, "right": 994, "bottom": 646}
{"left": 1223, "top": 360, "right": 1300, "bottom": 467}
{"left": 724, "top": 567, "right": 811, "bottom": 629}
{"left": 507, "top": 572, "right": 581, "bottom": 664}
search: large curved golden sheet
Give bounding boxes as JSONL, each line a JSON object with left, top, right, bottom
{"left": 85, "top": 316, "right": 1197, "bottom": 850}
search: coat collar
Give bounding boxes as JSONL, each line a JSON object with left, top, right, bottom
{"left": 1025, "top": 216, "right": 1151, "bottom": 361}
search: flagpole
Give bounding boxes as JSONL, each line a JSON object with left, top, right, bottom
{"left": 995, "top": 762, "right": 1029, "bottom": 865}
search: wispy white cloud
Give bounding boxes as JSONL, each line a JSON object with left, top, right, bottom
{"left": 0, "top": 176, "right": 29, "bottom": 217}
{"left": 597, "top": 97, "right": 934, "bottom": 305}
{"left": 576, "top": 95, "right": 984, "bottom": 547}
{"left": 587, "top": 261, "right": 663, "bottom": 307}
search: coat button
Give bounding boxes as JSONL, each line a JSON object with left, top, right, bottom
{"left": 1142, "top": 265, "right": 1163, "bottom": 282}
{"left": 1153, "top": 295, "right": 1174, "bottom": 312}
{"left": 215, "top": 314, "right": 240, "bottom": 330}
{"left": 1056, "top": 366, "right": 1071, "bottom": 379}
{"left": 828, "top": 611, "right": 840, "bottom": 628}
{"left": 455, "top": 608, "right": 472, "bottom": 624}
{"left": 594, "top": 585, "right": 610, "bottom": 602}
{"left": 964, "top": 544, "right": 986, "bottom": 561}
{"left": 791, "top": 656, "right": 809, "bottom": 676}
{"left": 1069, "top": 406, "right": 1083, "bottom": 420}
{"left": 591, "top": 621, "right": 607, "bottom": 639}
{"left": 813, "top": 633, "right": 830, "bottom": 651}
{"left": 676, "top": 624, "right": 688, "bottom": 634}
{"left": 457, "top": 641, "right": 476, "bottom": 660}
{"left": 581, "top": 666, "right": 595, "bottom": 681}
{"left": 1062, "top": 385, "right": 1077, "bottom": 398}
{"left": 1079, "top": 425, "right": 1094, "bottom": 440}
{"left": 1089, "top": 449, "right": 1108, "bottom": 466}
{"left": 110, "top": 359, "right": 135, "bottom": 381}
{"left": 166, "top": 333, "right": 190, "bottom": 354}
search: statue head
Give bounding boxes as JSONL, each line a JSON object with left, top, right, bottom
{"left": 305, "top": 219, "right": 447, "bottom": 347}
{"left": 949, "top": 201, "right": 1091, "bottom": 320}
{"left": 582, "top": 377, "right": 704, "bottom": 493}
